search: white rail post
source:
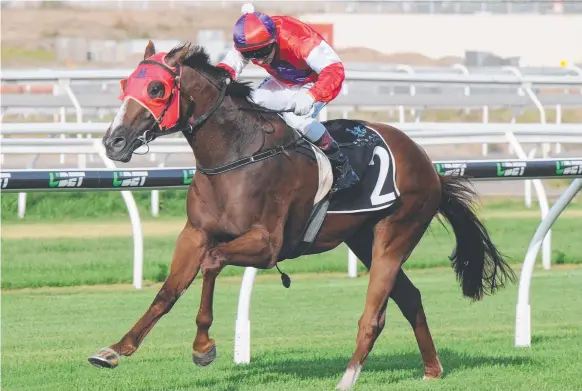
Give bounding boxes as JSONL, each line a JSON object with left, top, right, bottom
{"left": 17, "top": 155, "right": 41, "bottom": 219}
{"left": 555, "top": 104, "right": 562, "bottom": 154}
{"left": 0, "top": 118, "right": 4, "bottom": 165}
{"left": 515, "top": 178, "right": 582, "bottom": 347}
{"left": 395, "top": 64, "right": 416, "bottom": 96}
{"left": 151, "top": 190, "right": 160, "bottom": 217}
{"left": 348, "top": 250, "right": 358, "bottom": 278}
{"left": 452, "top": 63, "right": 471, "bottom": 97}
{"left": 505, "top": 132, "right": 551, "bottom": 270}
{"left": 17, "top": 193, "right": 27, "bottom": 219}
{"left": 234, "top": 267, "right": 258, "bottom": 364}
{"left": 566, "top": 64, "right": 582, "bottom": 94}
{"left": 482, "top": 105, "right": 489, "bottom": 156}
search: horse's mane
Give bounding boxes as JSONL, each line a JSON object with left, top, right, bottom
{"left": 167, "top": 43, "right": 255, "bottom": 102}
{"left": 167, "top": 43, "right": 287, "bottom": 145}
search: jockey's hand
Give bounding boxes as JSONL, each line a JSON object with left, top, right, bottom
{"left": 291, "top": 90, "right": 315, "bottom": 116}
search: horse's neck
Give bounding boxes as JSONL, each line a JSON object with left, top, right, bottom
{"left": 189, "top": 123, "right": 244, "bottom": 170}
{"left": 189, "top": 100, "right": 290, "bottom": 169}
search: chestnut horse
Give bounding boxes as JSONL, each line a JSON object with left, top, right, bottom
{"left": 90, "top": 41, "right": 515, "bottom": 390}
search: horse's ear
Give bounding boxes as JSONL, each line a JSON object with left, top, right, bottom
{"left": 166, "top": 42, "right": 191, "bottom": 67}
{"left": 144, "top": 40, "right": 156, "bottom": 59}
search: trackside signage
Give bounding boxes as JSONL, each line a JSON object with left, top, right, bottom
{"left": 556, "top": 160, "right": 582, "bottom": 176}
{"left": 1, "top": 159, "right": 581, "bottom": 192}
{"left": 49, "top": 171, "right": 86, "bottom": 188}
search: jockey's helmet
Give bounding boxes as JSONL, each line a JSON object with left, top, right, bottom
{"left": 233, "top": 4, "right": 276, "bottom": 57}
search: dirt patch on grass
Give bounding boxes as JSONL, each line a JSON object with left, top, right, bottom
{"left": 4, "top": 264, "right": 580, "bottom": 293}
{"left": 0, "top": 271, "right": 358, "bottom": 293}
{"left": 1, "top": 219, "right": 186, "bottom": 239}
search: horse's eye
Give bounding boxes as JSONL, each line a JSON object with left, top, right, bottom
{"left": 148, "top": 82, "right": 165, "bottom": 99}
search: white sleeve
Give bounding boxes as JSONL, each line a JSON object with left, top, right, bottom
{"left": 216, "top": 48, "right": 249, "bottom": 79}
{"left": 305, "top": 40, "right": 341, "bottom": 73}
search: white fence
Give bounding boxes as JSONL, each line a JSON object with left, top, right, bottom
{"left": 4, "top": 67, "right": 582, "bottom": 84}
{"left": 2, "top": 67, "right": 582, "bottom": 123}
{"left": 3, "top": 121, "right": 582, "bottom": 236}
{"left": 3, "top": 122, "right": 582, "bottom": 271}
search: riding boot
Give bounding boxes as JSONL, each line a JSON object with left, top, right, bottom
{"left": 313, "top": 129, "right": 359, "bottom": 194}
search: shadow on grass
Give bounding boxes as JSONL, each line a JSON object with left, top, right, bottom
{"left": 183, "top": 347, "right": 531, "bottom": 391}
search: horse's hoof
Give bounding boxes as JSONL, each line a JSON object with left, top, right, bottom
{"left": 423, "top": 361, "right": 443, "bottom": 380}
{"left": 192, "top": 344, "right": 216, "bottom": 367}
{"left": 88, "top": 347, "right": 120, "bottom": 369}
{"left": 336, "top": 365, "right": 362, "bottom": 390}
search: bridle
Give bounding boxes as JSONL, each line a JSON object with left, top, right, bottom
{"left": 134, "top": 57, "right": 230, "bottom": 153}
{"left": 132, "top": 56, "right": 302, "bottom": 175}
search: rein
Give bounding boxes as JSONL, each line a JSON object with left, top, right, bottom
{"left": 195, "top": 104, "right": 301, "bottom": 175}
{"left": 183, "top": 74, "right": 303, "bottom": 176}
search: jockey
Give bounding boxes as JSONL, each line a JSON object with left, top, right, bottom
{"left": 216, "top": 3, "right": 359, "bottom": 194}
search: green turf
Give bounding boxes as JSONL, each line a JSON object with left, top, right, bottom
{"left": 1, "top": 190, "right": 192, "bottom": 223}
{"left": 2, "top": 191, "right": 581, "bottom": 223}
{"left": 2, "top": 215, "right": 581, "bottom": 289}
{"left": 2, "top": 267, "right": 582, "bottom": 391}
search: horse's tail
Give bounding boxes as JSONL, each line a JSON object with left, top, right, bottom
{"left": 437, "top": 175, "right": 516, "bottom": 301}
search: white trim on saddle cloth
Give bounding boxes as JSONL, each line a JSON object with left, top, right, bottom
{"left": 310, "top": 143, "right": 334, "bottom": 205}
{"left": 285, "top": 127, "right": 333, "bottom": 206}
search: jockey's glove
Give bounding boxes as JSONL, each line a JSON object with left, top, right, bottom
{"left": 291, "top": 90, "right": 315, "bottom": 116}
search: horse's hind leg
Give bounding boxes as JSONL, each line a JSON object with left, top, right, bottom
{"left": 390, "top": 269, "right": 443, "bottom": 379}
{"left": 337, "top": 210, "right": 434, "bottom": 390}
{"left": 346, "top": 230, "right": 442, "bottom": 381}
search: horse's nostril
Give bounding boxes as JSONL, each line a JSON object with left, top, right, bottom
{"left": 106, "top": 136, "right": 126, "bottom": 152}
{"left": 112, "top": 137, "right": 125, "bottom": 148}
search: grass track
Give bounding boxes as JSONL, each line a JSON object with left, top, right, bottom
{"left": 2, "top": 268, "right": 582, "bottom": 391}
{"left": 2, "top": 197, "right": 581, "bottom": 390}
{"left": 2, "top": 214, "right": 581, "bottom": 289}
{"left": 2, "top": 192, "right": 581, "bottom": 224}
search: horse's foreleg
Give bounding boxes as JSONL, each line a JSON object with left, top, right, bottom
{"left": 192, "top": 224, "right": 278, "bottom": 366}
{"left": 88, "top": 224, "right": 208, "bottom": 369}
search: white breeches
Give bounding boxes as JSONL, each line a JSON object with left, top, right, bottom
{"left": 250, "top": 77, "right": 327, "bottom": 142}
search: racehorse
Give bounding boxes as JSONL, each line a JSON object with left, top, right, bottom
{"left": 90, "top": 40, "right": 516, "bottom": 390}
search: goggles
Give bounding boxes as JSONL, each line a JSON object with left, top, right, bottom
{"left": 240, "top": 43, "right": 275, "bottom": 60}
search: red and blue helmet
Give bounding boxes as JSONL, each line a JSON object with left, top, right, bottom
{"left": 233, "top": 10, "right": 277, "bottom": 53}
